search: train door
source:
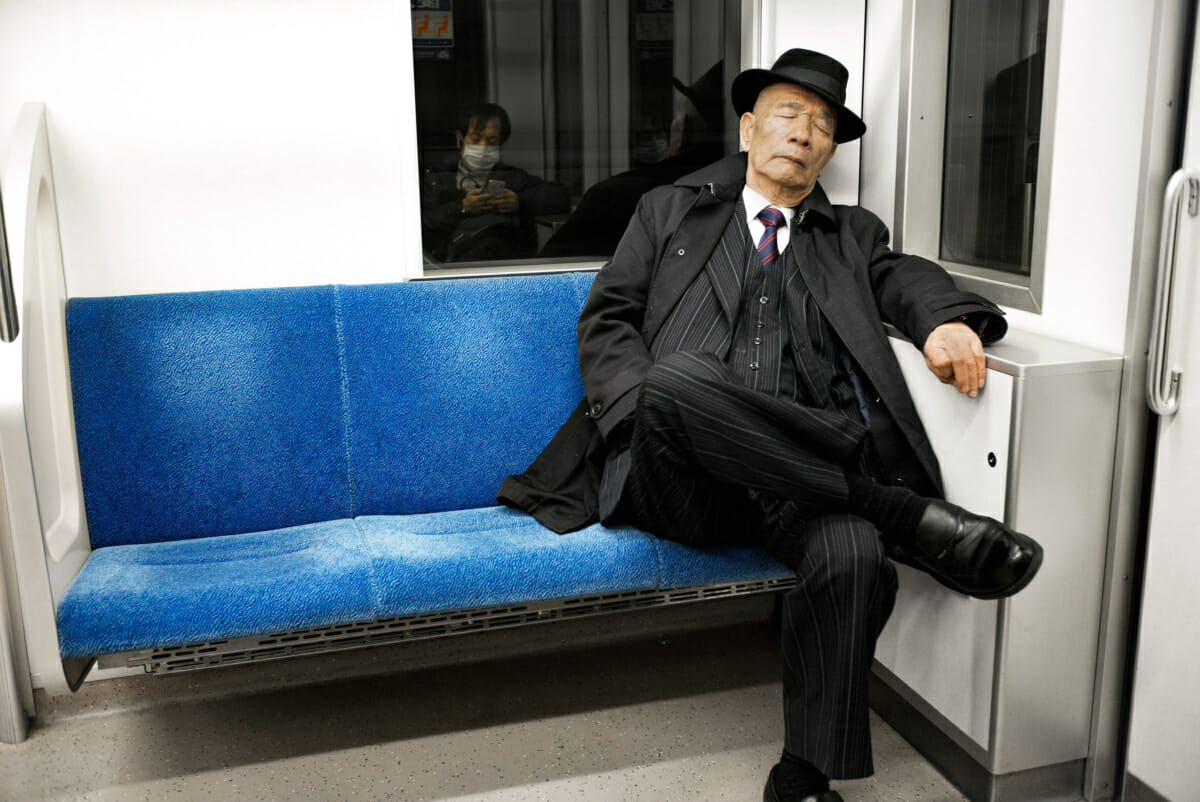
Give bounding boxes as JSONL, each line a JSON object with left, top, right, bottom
{"left": 1126, "top": 7, "right": 1200, "bottom": 800}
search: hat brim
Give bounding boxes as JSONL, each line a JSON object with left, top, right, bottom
{"left": 731, "top": 69, "right": 866, "bottom": 143}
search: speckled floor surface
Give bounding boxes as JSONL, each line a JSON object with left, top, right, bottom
{"left": 0, "top": 620, "right": 968, "bottom": 801}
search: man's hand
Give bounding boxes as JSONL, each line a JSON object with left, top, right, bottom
{"left": 462, "top": 188, "right": 491, "bottom": 214}
{"left": 923, "top": 321, "right": 986, "bottom": 397}
{"left": 462, "top": 188, "right": 520, "bottom": 214}
{"left": 491, "top": 188, "right": 519, "bottom": 214}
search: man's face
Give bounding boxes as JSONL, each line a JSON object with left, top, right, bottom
{"left": 740, "top": 83, "right": 838, "bottom": 204}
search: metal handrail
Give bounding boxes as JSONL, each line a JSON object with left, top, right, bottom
{"left": 1147, "top": 166, "right": 1200, "bottom": 416}
{"left": 0, "top": 181, "right": 16, "bottom": 343}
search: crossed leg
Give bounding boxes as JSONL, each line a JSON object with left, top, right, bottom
{"left": 617, "top": 351, "right": 895, "bottom": 778}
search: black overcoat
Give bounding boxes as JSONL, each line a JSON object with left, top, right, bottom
{"left": 499, "top": 154, "right": 1005, "bottom": 533}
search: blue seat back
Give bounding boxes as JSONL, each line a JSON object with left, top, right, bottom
{"left": 339, "top": 273, "right": 592, "bottom": 516}
{"left": 67, "top": 273, "right": 593, "bottom": 547}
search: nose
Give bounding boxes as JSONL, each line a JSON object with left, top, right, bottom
{"left": 789, "top": 115, "right": 812, "bottom": 146}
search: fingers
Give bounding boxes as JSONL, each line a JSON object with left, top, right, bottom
{"left": 462, "top": 189, "right": 487, "bottom": 213}
{"left": 967, "top": 333, "right": 986, "bottom": 395}
{"left": 463, "top": 189, "right": 518, "bottom": 214}
{"left": 493, "top": 189, "right": 519, "bottom": 213}
{"left": 923, "top": 322, "right": 987, "bottom": 397}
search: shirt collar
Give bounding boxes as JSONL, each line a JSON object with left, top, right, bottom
{"left": 742, "top": 185, "right": 795, "bottom": 229}
{"left": 740, "top": 182, "right": 836, "bottom": 230}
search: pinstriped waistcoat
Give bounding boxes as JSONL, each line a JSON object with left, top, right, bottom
{"left": 650, "top": 200, "right": 866, "bottom": 428}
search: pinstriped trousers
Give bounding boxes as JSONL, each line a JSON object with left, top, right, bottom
{"left": 621, "top": 351, "right": 898, "bottom": 779}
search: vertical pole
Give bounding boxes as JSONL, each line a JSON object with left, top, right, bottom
{"left": 0, "top": 180, "right": 18, "bottom": 343}
{"left": 0, "top": 536, "right": 29, "bottom": 743}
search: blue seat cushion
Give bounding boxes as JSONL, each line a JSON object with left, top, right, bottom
{"left": 356, "top": 507, "right": 661, "bottom": 617}
{"left": 651, "top": 537, "right": 792, "bottom": 588}
{"left": 56, "top": 519, "right": 377, "bottom": 658}
{"left": 56, "top": 506, "right": 792, "bottom": 658}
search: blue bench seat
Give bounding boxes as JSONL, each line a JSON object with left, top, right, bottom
{"left": 56, "top": 273, "right": 791, "bottom": 666}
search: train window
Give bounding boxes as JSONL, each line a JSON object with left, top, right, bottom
{"left": 410, "top": 0, "right": 740, "bottom": 274}
{"left": 895, "top": 0, "right": 1057, "bottom": 312}
{"left": 940, "top": 0, "right": 1048, "bottom": 276}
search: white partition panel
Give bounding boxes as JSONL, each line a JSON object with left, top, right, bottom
{"left": 0, "top": 104, "right": 91, "bottom": 702}
{"left": 872, "top": 330, "right": 1122, "bottom": 800}
{"left": 875, "top": 340, "right": 1011, "bottom": 750}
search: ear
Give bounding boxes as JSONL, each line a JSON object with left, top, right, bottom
{"left": 738, "top": 112, "right": 755, "bottom": 151}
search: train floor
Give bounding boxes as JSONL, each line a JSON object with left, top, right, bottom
{"left": 2, "top": 614, "right": 978, "bottom": 801}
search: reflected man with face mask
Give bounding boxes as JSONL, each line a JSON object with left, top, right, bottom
{"left": 420, "top": 102, "right": 569, "bottom": 263}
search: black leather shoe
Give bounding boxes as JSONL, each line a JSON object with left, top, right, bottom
{"left": 903, "top": 499, "right": 1043, "bottom": 599}
{"left": 763, "top": 765, "right": 845, "bottom": 802}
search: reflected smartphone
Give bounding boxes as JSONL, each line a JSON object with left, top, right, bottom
{"left": 485, "top": 179, "right": 506, "bottom": 194}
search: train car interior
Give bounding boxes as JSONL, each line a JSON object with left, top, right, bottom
{"left": 0, "top": 1, "right": 1198, "bottom": 800}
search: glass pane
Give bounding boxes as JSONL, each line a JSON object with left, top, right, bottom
{"left": 940, "top": 0, "right": 1048, "bottom": 276}
{"left": 411, "top": 0, "right": 735, "bottom": 270}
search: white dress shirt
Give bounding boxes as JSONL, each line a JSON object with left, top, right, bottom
{"left": 742, "top": 185, "right": 795, "bottom": 255}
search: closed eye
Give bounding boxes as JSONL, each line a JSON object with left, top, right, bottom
{"left": 774, "top": 102, "right": 836, "bottom": 135}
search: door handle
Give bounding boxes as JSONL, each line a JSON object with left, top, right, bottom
{"left": 1148, "top": 166, "right": 1200, "bottom": 416}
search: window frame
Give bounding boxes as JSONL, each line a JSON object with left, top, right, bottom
{"left": 893, "top": 0, "right": 1062, "bottom": 313}
{"left": 401, "top": 0, "right": 746, "bottom": 280}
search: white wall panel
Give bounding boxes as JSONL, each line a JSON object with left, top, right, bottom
{"left": 862, "top": 0, "right": 1157, "bottom": 354}
{"left": 0, "top": 0, "right": 421, "bottom": 297}
{"left": 999, "top": 0, "right": 1155, "bottom": 353}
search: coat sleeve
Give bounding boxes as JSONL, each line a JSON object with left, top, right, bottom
{"left": 575, "top": 191, "right": 669, "bottom": 444}
{"left": 853, "top": 209, "right": 1007, "bottom": 349}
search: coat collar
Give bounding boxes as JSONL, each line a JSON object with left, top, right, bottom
{"left": 674, "top": 153, "right": 838, "bottom": 229}
{"left": 794, "top": 183, "right": 837, "bottom": 230}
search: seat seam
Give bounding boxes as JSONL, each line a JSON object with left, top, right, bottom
{"left": 333, "top": 284, "right": 357, "bottom": 519}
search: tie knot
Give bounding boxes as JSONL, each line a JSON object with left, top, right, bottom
{"left": 758, "top": 207, "right": 786, "bottom": 231}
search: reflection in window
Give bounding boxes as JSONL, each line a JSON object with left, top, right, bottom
{"left": 940, "top": 0, "right": 1048, "bottom": 276}
{"left": 410, "top": 0, "right": 737, "bottom": 269}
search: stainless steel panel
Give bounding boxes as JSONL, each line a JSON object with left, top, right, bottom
{"left": 994, "top": 365, "right": 1122, "bottom": 773}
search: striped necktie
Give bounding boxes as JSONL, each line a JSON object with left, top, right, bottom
{"left": 756, "top": 207, "right": 786, "bottom": 270}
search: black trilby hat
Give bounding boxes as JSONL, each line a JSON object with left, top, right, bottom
{"left": 731, "top": 48, "right": 866, "bottom": 143}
